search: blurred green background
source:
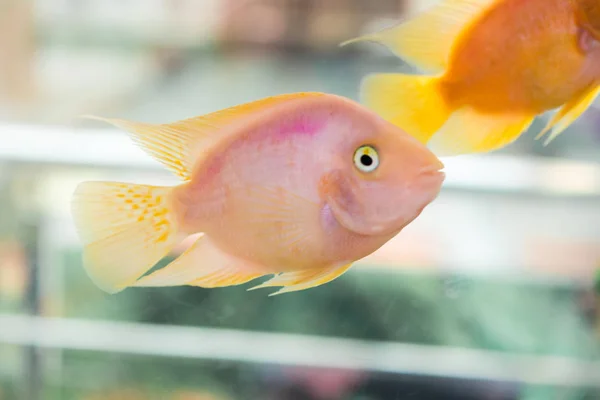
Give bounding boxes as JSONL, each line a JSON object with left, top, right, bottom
{"left": 0, "top": 1, "right": 599, "bottom": 399}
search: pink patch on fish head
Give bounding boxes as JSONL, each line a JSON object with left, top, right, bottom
{"left": 274, "top": 113, "right": 328, "bottom": 140}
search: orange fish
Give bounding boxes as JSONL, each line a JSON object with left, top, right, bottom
{"left": 342, "top": 0, "right": 600, "bottom": 156}
{"left": 71, "top": 93, "right": 444, "bottom": 296}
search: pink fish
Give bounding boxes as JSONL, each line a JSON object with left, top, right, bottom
{"left": 71, "top": 92, "right": 444, "bottom": 296}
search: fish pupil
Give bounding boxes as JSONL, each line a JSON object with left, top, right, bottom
{"left": 360, "top": 154, "right": 373, "bottom": 166}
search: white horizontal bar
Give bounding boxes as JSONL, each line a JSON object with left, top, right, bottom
{"left": 1, "top": 123, "right": 600, "bottom": 196}
{"left": 0, "top": 124, "right": 156, "bottom": 169}
{"left": 0, "top": 314, "right": 599, "bottom": 387}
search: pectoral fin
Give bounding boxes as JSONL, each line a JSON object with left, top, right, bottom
{"left": 241, "top": 185, "right": 320, "bottom": 253}
{"left": 536, "top": 85, "right": 600, "bottom": 145}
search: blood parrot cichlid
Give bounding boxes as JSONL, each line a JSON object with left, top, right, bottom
{"left": 342, "top": 0, "right": 600, "bottom": 156}
{"left": 71, "top": 92, "right": 444, "bottom": 296}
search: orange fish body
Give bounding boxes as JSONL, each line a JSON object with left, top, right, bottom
{"left": 72, "top": 93, "right": 444, "bottom": 296}
{"left": 343, "top": 0, "right": 600, "bottom": 155}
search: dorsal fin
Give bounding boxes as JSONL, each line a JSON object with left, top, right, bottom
{"left": 341, "top": 0, "right": 495, "bottom": 73}
{"left": 82, "top": 92, "right": 326, "bottom": 181}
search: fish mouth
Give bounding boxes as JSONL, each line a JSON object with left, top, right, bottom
{"left": 432, "top": 169, "right": 446, "bottom": 184}
{"left": 419, "top": 164, "right": 446, "bottom": 186}
{"left": 412, "top": 166, "right": 446, "bottom": 208}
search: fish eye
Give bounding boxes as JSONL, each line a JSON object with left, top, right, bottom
{"left": 353, "top": 145, "right": 380, "bottom": 173}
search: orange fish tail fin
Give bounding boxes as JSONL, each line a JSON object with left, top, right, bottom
{"left": 360, "top": 73, "right": 451, "bottom": 144}
{"left": 71, "top": 181, "right": 181, "bottom": 294}
{"left": 427, "top": 108, "right": 536, "bottom": 156}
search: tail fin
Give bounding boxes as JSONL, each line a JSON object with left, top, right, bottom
{"left": 360, "top": 73, "right": 451, "bottom": 144}
{"left": 71, "top": 181, "right": 181, "bottom": 294}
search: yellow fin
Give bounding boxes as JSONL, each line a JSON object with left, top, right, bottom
{"left": 133, "top": 236, "right": 264, "bottom": 288}
{"left": 341, "top": 0, "right": 494, "bottom": 72}
{"left": 361, "top": 73, "right": 450, "bottom": 144}
{"left": 248, "top": 264, "right": 353, "bottom": 296}
{"left": 71, "top": 182, "right": 180, "bottom": 294}
{"left": 427, "top": 108, "right": 535, "bottom": 156}
{"left": 82, "top": 92, "right": 326, "bottom": 181}
{"left": 536, "top": 85, "right": 600, "bottom": 146}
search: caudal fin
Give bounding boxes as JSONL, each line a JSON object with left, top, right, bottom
{"left": 360, "top": 73, "right": 451, "bottom": 144}
{"left": 71, "top": 181, "right": 181, "bottom": 294}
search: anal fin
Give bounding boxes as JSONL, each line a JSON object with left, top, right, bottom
{"left": 248, "top": 264, "right": 353, "bottom": 296}
{"left": 132, "top": 229, "right": 352, "bottom": 296}
{"left": 133, "top": 236, "right": 264, "bottom": 289}
{"left": 427, "top": 107, "right": 535, "bottom": 156}
{"left": 536, "top": 85, "right": 600, "bottom": 145}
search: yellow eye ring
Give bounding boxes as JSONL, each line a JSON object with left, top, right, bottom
{"left": 353, "top": 145, "right": 379, "bottom": 173}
